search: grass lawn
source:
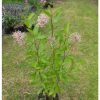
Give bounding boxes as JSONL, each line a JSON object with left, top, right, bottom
{"left": 2, "top": 0, "right": 98, "bottom": 100}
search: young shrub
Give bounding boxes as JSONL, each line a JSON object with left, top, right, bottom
{"left": 13, "top": 7, "right": 81, "bottom": 100}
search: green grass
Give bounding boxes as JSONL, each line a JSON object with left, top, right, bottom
{"left": 2, "top": 0, "right": 98, "bottom": 100}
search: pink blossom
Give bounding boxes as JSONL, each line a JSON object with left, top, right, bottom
{"left": 37, "top": 13, "right": 49, "bottom": 28}
{"left": 69, "top": 32, "right": 81, "bottom": 43}
{"left": 12, "top": 31, "right": 25, "bottom": 45}
{"left": 40, "top": 0, "right": 47, "bottom": 5}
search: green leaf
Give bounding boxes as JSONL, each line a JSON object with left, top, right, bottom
{"left": 64, "top": 55, "right": 74, "bottom": 65}
{"left": 24, "top": 13, "right": 35, "bottom": 28}
{"left": 54, "top": 7, "right": 62, "bottom": 17}
{"left": 36, "top": 34, "right": 46, "bottom": 40}
{"left": 41, "top": 73, "right": 47, "bottom": 79}
{"left": 33, "top": 26, "right": 39, "bottom": 35}
{"left": 48, "top": 91, "right": 54, "bottom": 96}
{"left": 43, "top": 9, "right": 51, "bottom": 17}
{"left": 27, "top": 29, "right": 34, "bottom": 34}
{"left": 64, "top": 22, "right": 70, "bottom": 33}
{"left": 28, "top": 13, "right": 35, "bottom": 20}
{"left": 24, "top": 20, "right": 32, "bottom": 28}
{"left": 32, "top": 62, "right": 38, "bottom": 68}
{"left": 54, "top": 8, "right": 62, "bottom": 23}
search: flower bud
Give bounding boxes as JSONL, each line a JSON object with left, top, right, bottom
{"left": 12, "top": 31, "right": 25, "bottom": 45}
{"left": 37, "top": 13, "right": 49, "bottom": 28}
{"left": 69, "top": 32, "right": 81, "bottom": 43}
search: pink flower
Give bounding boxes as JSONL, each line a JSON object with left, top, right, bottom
{"left": 40, "top": 0, "right": 47, "bottom": 5}
{"left": 37, "top": 13, "right": 49, "bottom": 28}
{"left": 69, "top": 32, "right": 81, "bottom": 43}
{"left": 12, "top": 31, "right": 25, "bottom": 45}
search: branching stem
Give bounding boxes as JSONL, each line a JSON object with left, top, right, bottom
{"left": 50, "top": 8, "right": 60, "bottom": 90}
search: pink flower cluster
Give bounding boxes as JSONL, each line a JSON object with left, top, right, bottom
{"left": 12, "top": 31, "right": 25, "bottom": 45}
{"left": 37, "top": 13, "right": 49, "bottom": 28}
{"left": 40, "top": 0, "right": 47, "bottom": 5}
{"left": 69, "top": 32, "right": 81, "bottom": 43}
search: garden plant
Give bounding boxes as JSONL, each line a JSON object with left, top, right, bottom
{"left": 12, "top": 0, "right": 81, "bottom": 100}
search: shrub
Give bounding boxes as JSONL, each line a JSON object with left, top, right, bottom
{"left": 13, "top": 3, "right": 81, "bottom": 100}
{"left": 2, "top": 12, "right": 19, "bottom": 34}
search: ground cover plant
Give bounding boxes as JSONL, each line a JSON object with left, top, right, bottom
{"left": 2, "top": 0, "right": 98, "bottom": 100}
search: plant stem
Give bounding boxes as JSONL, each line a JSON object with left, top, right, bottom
{"left": 50, "top": 8, "right": 60, "bottom": 91}
{"left": 50, "top": 8, "right": 55, "bottom": 68}
{"left": 60, "top": 33, "right": 68, "bottom": 68}
{"left": 34, "top": 41, "right": 39, "bottom": 63}
{"left": 50, "top": 8, "right": 54, "bottom": 37}
{"left": 32, "top": 30, "right": 44, "bottom": 86}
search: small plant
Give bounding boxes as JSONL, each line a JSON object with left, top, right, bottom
{"left": 2, "top": 12, "right": 19, "bottom": 34}
{"left": 13, "top": 5, "right": 81, "bottom": 100}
